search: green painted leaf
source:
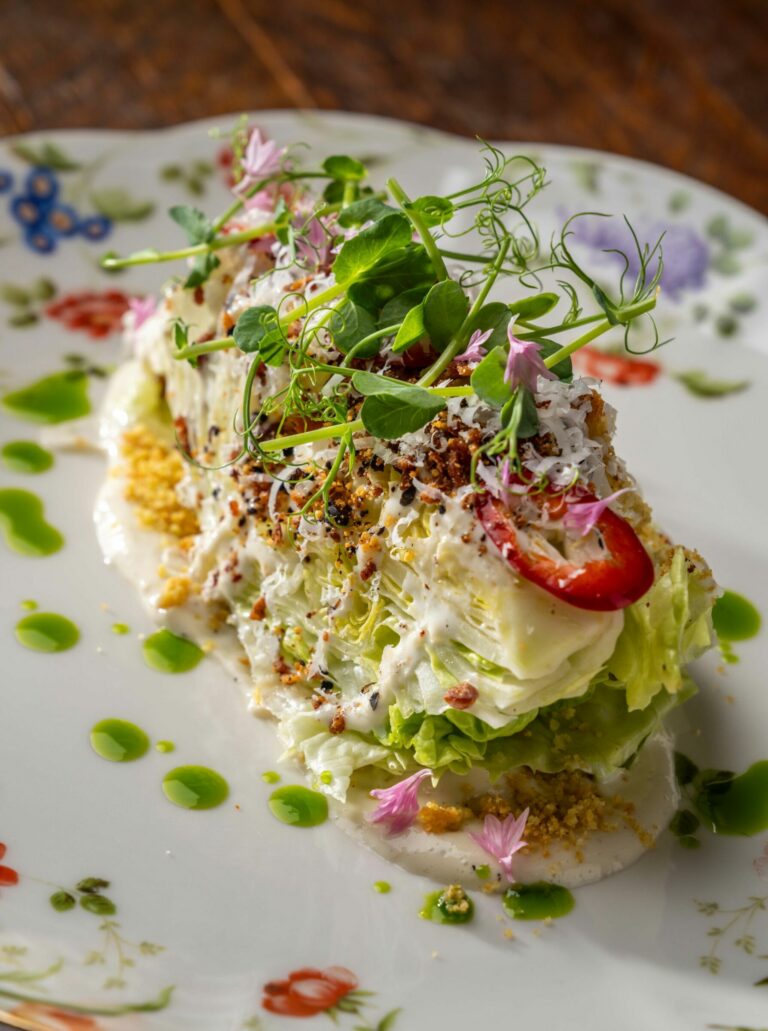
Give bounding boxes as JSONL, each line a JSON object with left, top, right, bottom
{"left": 322, "top": 155, "right": 367, "bottom": 181}
{"left": 406, "top": 195, "right": 454, "bottom": 227}
{"left": 391, "top": 303, "right": 425, "bottom": 353}
{"left": 233, "top": 305, "right": 284, "bottom": 364}
{"left": 327, "top": 301, "right": 378, "bottom": 356}
{"left": 471, "top": 347, "right": 512, "bottom": 408}
{"left": 80, "top": 894, "right": 117, "bottom": 916}
{"left": 90, "top": 188, "right": 155, "bottom": 222}
{"left": 11, "top": 141, "right": 80, "bottom": 170}
{"left": 422, "top": 279, "right": 469, "bottom": 351}
{"left": 50, "top": 891, "right": 76, "bottom": 912}
{"left": 674, "top": 370, "right": 749, "bottom": 398}
{"left": 377, "top": 1008, "right": 402, "bottom": 1031}
{"left": 169, "top": 205, "right": 213, "bottom": 244}
{"left": 466, "top": 301, "right": 511, "bottom": 350}
{"left": 333, "top": 214, "right": 414, "bottom": 285}
{"left": 76, "top": 877, "right": 110, "bottom": 894}
{"left": 508, "top": 292, "right": 559, "bottom": 320}
{"left": 8, "top": 311, "right": 38, "bottom": 328}
{"left": 0, "top": 284, "right": 32, "bottom": 306}
{"left": 32, "top": 277, "right": 57, "bottom": 301}
{"left": 337, "top": 197, "right": 397, "bottom": 228}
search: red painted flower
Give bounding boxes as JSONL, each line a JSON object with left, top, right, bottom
{"left": 262, "top": 966, "right": 359, "bottom": 1018}
{"left": 0, "top": 841, "right": 19, "bottom": 889}
{"left": 45, "top": 290, "right": 133, "bottom": 339}
{"left": 9, "top": 1003, "right": 103, "bottom": 1030}
{"left": 217, "top": 145, "right": 237, "bottom": 189}
{"left": 573, "top": 346, "right": 661, "bottom": 386}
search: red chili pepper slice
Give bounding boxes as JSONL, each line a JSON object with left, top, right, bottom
{"left": 476, "top": 488, "right": 654, "bottom": 611}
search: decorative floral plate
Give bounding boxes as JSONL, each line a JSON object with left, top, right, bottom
{"left": 1, "top": 111, "right": 767, "bottom": 1031}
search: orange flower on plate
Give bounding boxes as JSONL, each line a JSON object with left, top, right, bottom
{"left": 573, "top": 345, "right": 661, "bottom": 386}
{"left": 0, "top": 841, "right": 20, "bottom": 889}
{"left": 7, "top": 1002, "right": 104, "bottom": 1030}
{"left": 262, "top": 965, "right": 359, "bottom": 1018}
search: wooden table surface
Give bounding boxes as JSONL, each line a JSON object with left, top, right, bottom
{"left": 1, "top": 0, "right": 767, "bottom": 212}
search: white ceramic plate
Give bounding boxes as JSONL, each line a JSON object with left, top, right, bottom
{"left": 1, "top": 111, "right": 767, "bottom": 1031}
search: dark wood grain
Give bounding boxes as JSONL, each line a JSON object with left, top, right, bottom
{"left": 0, "top": 0, "right": 766, "bottom": 211}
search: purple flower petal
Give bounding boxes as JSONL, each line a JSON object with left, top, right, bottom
{"left": 504, "top": 329, "right": 557, "bottom": 393}
{"left": 468, "top": 809, "right": 529, "bottom": 883}
{"left": 456, "top": 328, "right": 493, "bottom": 364}
{"left": 368, "top": 768, "right": 432, "bottom": 836}
{"left": 562, "top": 487, "right": 633, "bottom": 537}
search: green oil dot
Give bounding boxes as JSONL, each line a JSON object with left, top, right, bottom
{"left": 695, "top": 762, "right": 768, "bottom": 836}
{"left": 90, "top": 719, "right": 150, "bottom": 763}
{"left": 155, "top": 740, "right": 175, "bottom": 753}
{"left": 261, "top": 771, "right": 281, "bottom": 784}
{"left": 20, "top": 599, "right": 38, "bottom": 611}
{"left": 1, "top": 440, "right": 54, "bottom": 474}
{"left": 15, "top": 612, "right": 79, "bottom": 653}
{"left": 420, "top": 886, "right": 474, "bottom": 925}
{"left": 320, "top": 770, "right": 333, "bottom": 785}
{"left": 374, "top": 881, "right": 391, "bottom": 894}
{"left": 713, "top": 590, "right": 761, "bottom": 643}
{"left": 0, "top": 489, "right": 64, "bottom": 556}
{"left": 142, "top": 629, "right": 204, "bottom": 673}
{"left": 162, "top": 765, "right": 229, "bottom": 810}
{"left": 111, "top": 622, "right": 131, "bottom": 635}
{"left": 268, "top": 785, "right": 328, "bottom": 827}
{"left": 475, "top": 864, "right": 491, "bottom": 880}
{"left": 2, "top": 370, "right": 91, "bottom": 424}
{"left": 502, "top": 882, "right": 575, "bottom": 921}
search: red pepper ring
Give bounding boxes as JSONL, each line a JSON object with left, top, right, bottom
{"left": 476, "top": 488, "right": 655, "bottom": 612}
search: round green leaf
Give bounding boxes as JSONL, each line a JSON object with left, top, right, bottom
{"left": 423, "top": 279, "right": 469, "bottom": 351}
{"left": 322, "top": 155, "right": 367, "bottom": 181}
{"left": 80, "top": 894, "right": 117, "bottom": 916}
{"left": 50, "top": 891, "right": 76, "bottom": 912}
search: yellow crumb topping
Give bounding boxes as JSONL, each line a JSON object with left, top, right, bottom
{"left": 120, "top": 425, "right": 199, "bottom": 537}
{"left": 418, "top": 801, "right": 473, "bottom": 834}
{"left": 157, "top": 575, "right": 196, "bottom": 609}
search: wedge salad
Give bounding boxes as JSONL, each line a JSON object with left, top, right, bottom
{"left": 96, "top": 126, "right": 716, "bottom": 888}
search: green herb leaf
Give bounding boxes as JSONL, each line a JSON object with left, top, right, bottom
{"left": 76, "top": 877, "right": 110, "bottom": 894}
{"left": 674, "top": 369, "right": 749, "bottom": 398}
{"left": 184, "top": 252, "right": 220, "bottom": 289}
{"left": 471, "top": 347, "right": 512, "bottom": 408}
{"left": 233, "top": 305, "right": 284, "bottom": 364}
{"left": 674, "top": 752, "right": 699, "bottom": 787}
{"left": 592, "top": 284, "right": 620, "bottom": 325}
{"left": 466, "top": 301, "right": 511, "bottom": 351}
{"left": 406, "top": 195, "right": 455, "bottom": 227}
{"left": 508, "top": 292, "right": 559, "bottom": 320}
{"left": 322, "top": 155, "right": 367, "bottom": 181}
{"left": 378, "top": 286, "right": 430, "bottom": 328}
{"left": 327, "top": 301, "right": 378, "bottom": 356}
{"left": 90, "top": 189, "right": 155, "bottom": 223}
{"left": 359, "top": 390, "right": 445, "bottom": 439}
{"left": 332, "top": 214, "right": 414, "bottom": 285}
{"left": 506, "top": 387, "right": 539, "bottom": 438}
{"left": 337, "top": 197, "right": 396, "bottom": 228}
{"left": 535, "top": 337, "right": 573, "bottom": 381}
{"left": 80, "top": 894, "right": 117, "bottom": 916}
{"left": 169, "top": 205, "right": 213, "bottom": 245}
{"left": 391, "top": 303, "right": 425, "bottom": 353}
{"left": 669, "top": 809, "right": 701, "bottom": 836}
{"left": 348, "top": 246, "right": 435, "bottom": 314}
{"left": 422, "top": 279, "right": 469, "bottom": 351}
{"left": 50, "top": 890, "right": 76, "bottom": 912}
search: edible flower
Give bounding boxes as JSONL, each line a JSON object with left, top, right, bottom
{"left": 504, "top": 330, "right": 556, "bottom": 393}
{"left": 563, "top": 487, "right": 633, "bottom": 537}
{"left": 128, "top": 295, "right": 156, "bottom": 330}
{"left": 297, "top": 215, "right": 336, "bottom": 268}
{"left": 456, "top": 328, "right": 493, "bottom": 364}
{"left": 236, "top": 128, "right": 286, "bottom": 195}
{"left": 468, "top": 809, "right": 529, "bottom": 882}
{"left": 368, "top": 768, "right": 431, "bottom": 835}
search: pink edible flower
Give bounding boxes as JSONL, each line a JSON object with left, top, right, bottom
{"left": 456, "top": 328, "right": 492, "bottom": 365}
{"left": 504, "top": 328, "right": 557, "bottom": 393}
{"left": 235, "top": 128, "right": 286, "bottom": 195}
{"left": 297, "top": 214, "right": 336, "bottom": 268}
{"left": 368, "top": 769, "right": 432, "bottom": 836}
{"left": 563, "top": 487, "right": 633, "bottom": 537}
{"left": 128, "top": 295, "right": 156, "bottom": 329}
{"left": 468, "top": 809, "right": 529, "bottom": 882}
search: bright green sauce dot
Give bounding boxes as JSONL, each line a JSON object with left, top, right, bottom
{"left": 502, "top": 882, "right": 575, "bottom": 921}
{"left": 713, "top": 590, "right": 761, "bottom": 643}
{"left": 475, "top": 864, "right": 491, "bottom": 880}
{"left": 0, "top": 489, "right": 64, "bottom": 556}
{"left": 320, "top": 770, "right": 333, "bottom": 785}
{"left": 1, "top": 440, "right": 54, "bottom": 474}
{"left": 162, "top": 765, "right": 229, "bottom": 810}
{"left": 15, "top": 612, "right": 79, "bottom": 653}
{"left": 90, "top": 719, "right": 150, "bottom": 763}
{"left": 142, "top": 629, "right": 204, "bottom": 673}
{"left": 268, "top": 785, "right": 328, "bottom": 827}
{"left": 155, "top": 740, "right": 175, "bottom": 753}
{"left": 2, "top": 370, "right": 91, "bottom": 424}
{"left": 261, "top": 771, "right": 281, "bottom": 784}
{"left": 20, "top": 599, "right": 38, "bottom": 611}
{"left": 111, "top": 622, "right": 131, "bottom": 635}
{"left": 374, "top": 881, "right": 391, "bottom": 894}
{"left": 420, "top": 885, "right": 474, "bottom": 925}
{"left": 695, "top": 762, "right": 768, "bottom": 836}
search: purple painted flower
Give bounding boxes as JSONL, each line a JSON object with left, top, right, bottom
{"left": 235, "top": 129, "right": 286, "bottom": 196}
{"left": 468, "top": 809, "right": 529, "bottom": 882}
{"left": 563, "top": 487, "right": 633, "bottom": 536}
{"left": 0, "top": 170, "right": 14, "bottom": 194}
{"left": 368, "top": 769, "right": 432, "bottom": 835}
{"left": 504, "top": 329, "right": 557, "bottom": 393}
{"left": 129, "top": 295, "right": 157, "bottom": 330}
{"left": 456, "top": 328, "right": 492, "bottom": 364}
{"left": 567, "top": 214, "right": 710, "bottom": 301}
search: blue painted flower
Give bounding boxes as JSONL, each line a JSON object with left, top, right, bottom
{"left": 0, "top": 170, "right": 13, "bottom": 194}
{"left": 78, "top": 214, "right": 112, "bottom": 242}
{"left": 47, "top": 204, "right": 80, "bottom": 238}
{"left": 10, "top": 194, "right": 47, "bottom": 229}
{"left": 24, "top": 166, "right": 58, "bottom": 207}
{"left": 567, "top": 214, "right": 710, "bottom": 301}
{"left": 24, "top": 224, "right": 57, "bottom": 254}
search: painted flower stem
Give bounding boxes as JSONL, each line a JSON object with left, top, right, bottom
{"left": 102, "top": 223, "right": 281, "bottom": 269}
{"left": 0, "top": 984, "right": 174, "bottom": 1016}
{"left": 387, "top": 176, "right": 449, "bottom": 282}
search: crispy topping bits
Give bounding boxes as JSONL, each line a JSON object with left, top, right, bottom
{"left": 158, "top": 575, "right": 195, "bottom": 609}
{"left": 443, "top": 682, "right": 479, "bottom": 710}
{"left": 120, "top": 425, "right": 199, "bottom": 538}
{"left": 441, "top": 883, "right": 471, "bottom": 915}
{"left": 418, "top": 801, "right": 472, "bottom": 834}
{"left": 249, "top": 597, "right": 267, "bottom": 621}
